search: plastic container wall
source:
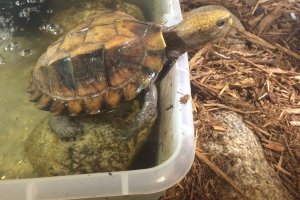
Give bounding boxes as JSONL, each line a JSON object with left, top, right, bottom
{"left": 0, "top": 0, "right": 195, "bottom": 199}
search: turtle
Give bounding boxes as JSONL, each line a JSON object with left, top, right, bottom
{"left": 28, "top": 5, "right": 233, "bottom": 140}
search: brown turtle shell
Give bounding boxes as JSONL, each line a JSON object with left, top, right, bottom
{"left": 28, "top": 11, "right": 166, "bottom": 116}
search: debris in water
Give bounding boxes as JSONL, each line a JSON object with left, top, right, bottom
{"left": 39, "top": 22, "right": 63, "bottom": 35}
{"left": 0, "top": 32, "right": 10, "bottom": 41}
{"left": 4, "top": 42, "right": 19, "bottom": 51}
{"left": 46, "top": 9, "right": 53, "bottom": 14}
{"left": 19, "top": 49, "right": 33, "bottom": 57}
{"left": 18, "top": 7, "right": 40, "bottom": 18}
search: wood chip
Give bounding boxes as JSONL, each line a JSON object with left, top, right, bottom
{"left": 212, "top": 125, "right": 227, "bottom": 132}
{"left": 289, "top": 121, "right": 300, "bottom": 126}
{"left": 263, "top": 141, "right": 286, "bottom": 152}
{"left": 180, "top": 94, "right": 191, "bottom": 104}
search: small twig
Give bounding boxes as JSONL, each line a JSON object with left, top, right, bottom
{"left": 275, "top": 43, "right": 300, "bottom": 60}
{"left": 270, "top": 77, "right": 291, "bottom": 93}
{"left": 238, "top": 57, "right": 272, "bottom": 74}
{"left": 244, "top": 120, "right": 271, "bottom": 137}
{"left": 203, "top": 103, "right": 260, "bottom": 114}
{"left": 195, "top": 150, "right": 244, "bottom": 195}
{"left": 282, "top": 135, "right": 298, "bottom": 164}
{"left": 237, "top": 29, "right": 276, "bottom": 50}
{"left": 237, "top": 29, "right": 300, "bottom": 60}
{"left": 258, "top": 92, "right": 268, "bottom": 101}
{"left": 189, "top": 44, "right": 212, "bottom": 70}
{"left": 273, "top": 164, "right": 293, "bottom": 177}
{"left": 218, "top": 83, "right": 229, "bottom": 97}
{"left": 213, "top": 51, "right": 231, "bottom": 59}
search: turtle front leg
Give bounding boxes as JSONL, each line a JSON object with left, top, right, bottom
{"left": 49, "top": 115, "right": 83, "bottom": 141}
{"left": 126, "top": 84, "right": 158, "bottom": 139}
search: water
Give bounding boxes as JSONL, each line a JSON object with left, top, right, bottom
{"left": 0, "top": 0, "right": 157, "bottom": 180}
{"left": 0, "top": 0, "right": 52, "bottom": 179}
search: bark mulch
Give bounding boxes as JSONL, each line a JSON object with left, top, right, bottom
{"left": 161, "top": 0, "right": 300, "bottom": 199}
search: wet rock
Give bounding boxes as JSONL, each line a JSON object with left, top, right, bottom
{"left": 25, "top": 100, "right": 154, "bottom": 176}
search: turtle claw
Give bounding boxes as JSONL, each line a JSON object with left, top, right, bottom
{"left": 49, "top": 115, "right": 83, "bottom": 141}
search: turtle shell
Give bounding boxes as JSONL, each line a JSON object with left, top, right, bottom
{"left": 28, "top": 11, "right": 166, "bottom": 116}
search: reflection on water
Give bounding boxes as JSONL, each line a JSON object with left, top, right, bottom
{"left": 0, "top": 0, "right": 152, "bottom": 180}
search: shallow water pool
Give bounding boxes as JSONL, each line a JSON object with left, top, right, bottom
{"left": 0, "top": 0, "right": 157, "bottom": 180}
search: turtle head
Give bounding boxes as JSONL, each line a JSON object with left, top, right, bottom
{"left": 164, "top": 5, "right": 233, "bottom": 56}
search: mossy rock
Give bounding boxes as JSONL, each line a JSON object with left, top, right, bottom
{"left": 25, "top": 100, "right": 153, "bottom": 176}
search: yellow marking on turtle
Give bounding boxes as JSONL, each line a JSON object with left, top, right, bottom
{"left": 60, "top": 32, "right": 86, "bottom": 51}
{"left": 84, "top": 24, "right": 117, "bottom": 44}
{"left": 144, "top": 30, "right": 166, "bottom": 51}
{"left": 71, "top": 43, "right": 103, "bottom": 56}
{"left": 104, "top": 35, "right": 134, "bottom": 49}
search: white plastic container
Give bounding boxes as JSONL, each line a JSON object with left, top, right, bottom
{"left": 0, "top": 0, "right": 195, "bottom": 199}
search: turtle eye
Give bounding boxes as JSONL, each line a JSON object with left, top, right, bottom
{"left": 216, "top": 19, "right": 226, "bottom": 28}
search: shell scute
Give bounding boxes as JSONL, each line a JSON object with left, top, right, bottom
{"left": 90, "top": 11, "right": 135, "bottom": 26}
{"left": 60, "top": 32, "right": 86, "bottom": 52}
{"left": 67, "top": 100, "right": 84, "bottom": 116}
{"left": 108, "top": 62, "right": 140, "bottom": 87}
{"left": 85, "top": 24, "right": 117, "bottom": 44}
{"left": 123, "top": 80, "right": 140, "bottom": 100}
{"left": 116, "top": 20, "right": 148, "bottom": 38}
{"left": 31, "top": 11, "right": 166, "bottom": 115}
{"left": 51, "top": 99, "right": 66, "bottom": 115}
{"left": 105, "top": 89, "right": 123, "bottom": 108}
{"left": 144, "top": 52, "right": 165, "bottom": 73}
{"left": 84, "top": 96, "right": 103, "bottom": 114}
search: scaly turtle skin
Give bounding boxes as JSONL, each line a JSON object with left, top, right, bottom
{"left": 28, "top": 5, "right": 233, "bottom": 140}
